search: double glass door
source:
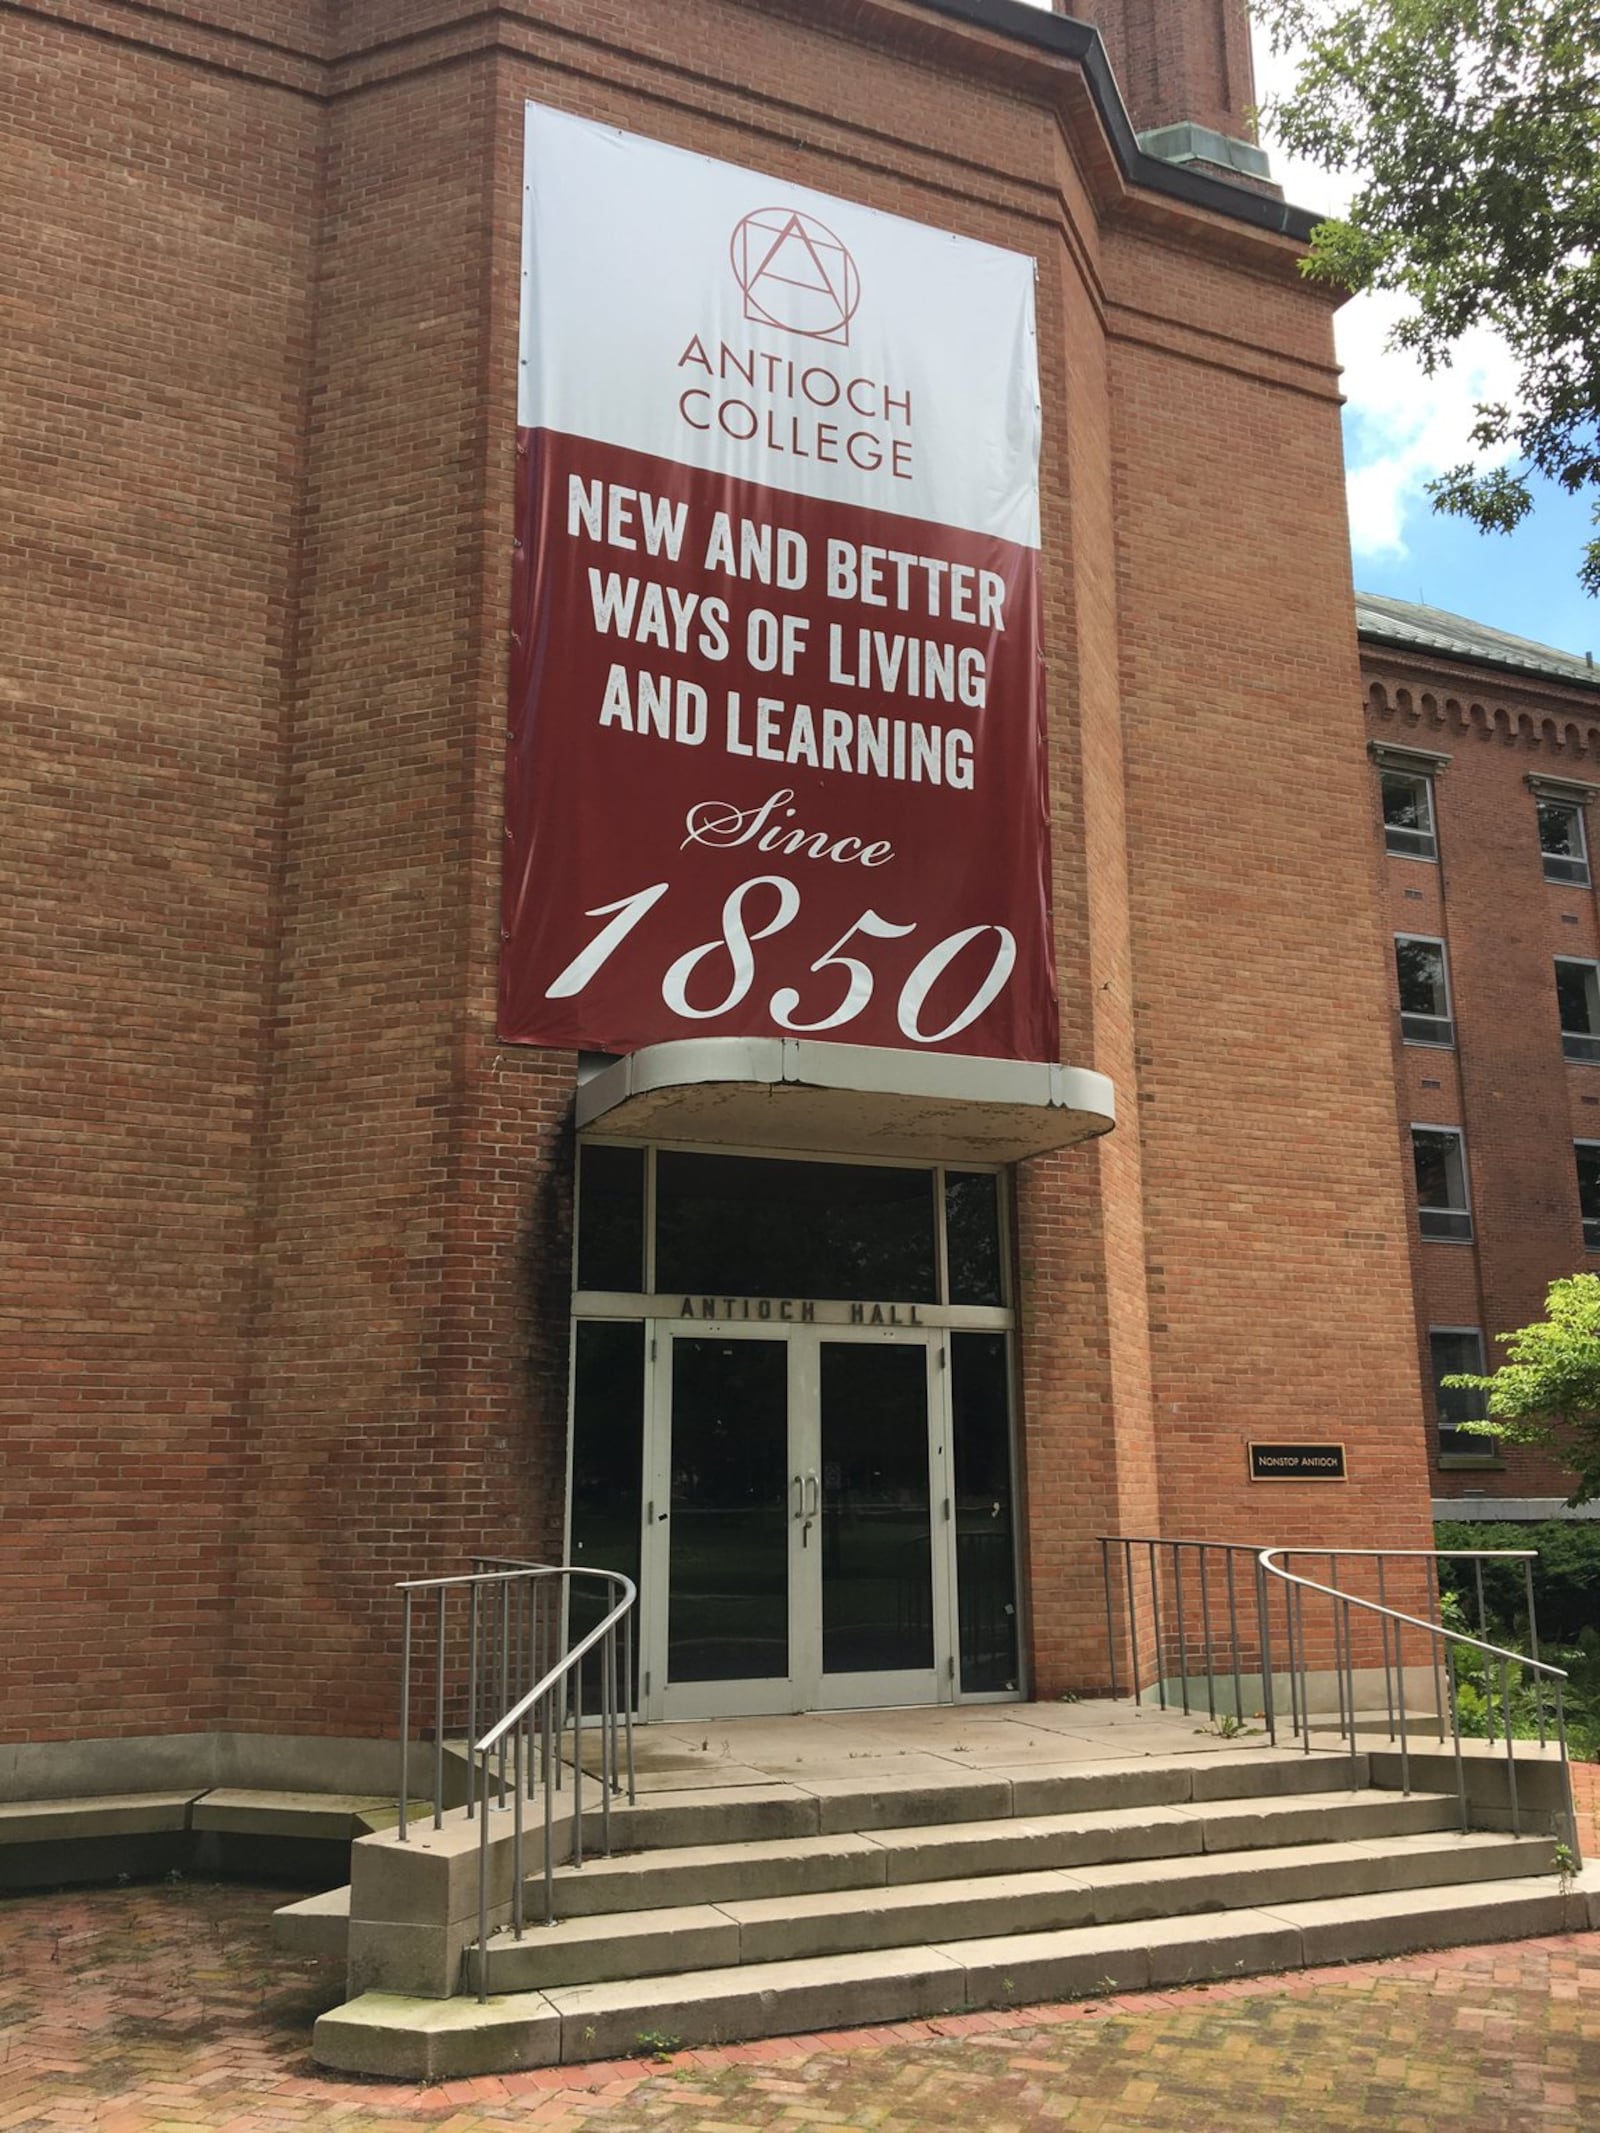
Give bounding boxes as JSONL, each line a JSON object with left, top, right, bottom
{"left": 644, "top": 1324, "right": 951, "bottom": 1718}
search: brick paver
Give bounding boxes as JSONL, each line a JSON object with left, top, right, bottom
{"left": 2, "top": 1868, "right": 1598, "bottom": 2132}
{"left": 1571, "top": 1756, "right": 1600, "bottom": 1848}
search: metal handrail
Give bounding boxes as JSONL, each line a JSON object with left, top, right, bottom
{"left": 1259, "top": 1548, "right": 1579, "bottom": 1856}
{"left": 1098, "top": 1537, "right": 1280, "bottom": 1739}
{"left": 393, "top": 1558, "right": 638, "bottom": 2001}
{"left": 477, "top": 1591, "right": 635, "bottom": 1754}
{"left": 1097, "top": 1534, "right": 1580, "bottom": 1859}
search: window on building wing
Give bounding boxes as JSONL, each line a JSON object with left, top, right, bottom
{"left": 1394, "top": 935, "right": 1453, "bottom": 1046}
{"left": 1555, "top": 958, "right": 1600, "bottom": 1062}
{"left": 1411, "top": 1126, "right": 1472, "bottom": 1240}
{"left": 1577, "top": 1143, "right": 1600, "bottom": 1251}
{"left": 1429, "top": 1326, "right": 1488, "bottom": 1452}
{"left": 1380, "top": 769, "right": 1437, "bottom": 860}
{"left": 1538, "top": 798, "right": 1591, "bottom": 885}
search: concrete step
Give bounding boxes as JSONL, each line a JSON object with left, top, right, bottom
{"left": 935, "top": 1875, "right": 1585, "bottom": 2020}
{"left": 549, "top": 1830, "right": 889, "bottom": 1916}
{"left": 0, "top": 1788, "right": 425, "bottom": 1852}
{"left": 1174, "top": 1785, "right": 1459, "bottom": 1850}
{"left": 0, "top": 1792, "right": 200, "bottom": 1844}
{"left": 2, "top": 1784, "right": 433, "bottom": 1893}
{"left": 479, "top": 1827, "right": 1553, "bottom": 1991}
{"left": 542, "top": 1786, "right": 1457, "bottom": 1919}
{"left": 314, "top": 1866, "right": 1600, "bottom": 2075}
{"left": 192, "top": 1789, "right": 426, "bottom": 1841}
{"left": 275, "top": 1884, "right": 352, "bottom": 1960}
{"left": 0, "top": 1790, "right": 204, "bottom": 1890}
{"left": 569, "top": 1746, "right": 1374, "bottom": 1855}
{"left": 314, "top": 1988, "right": 561, "bottom": 2080}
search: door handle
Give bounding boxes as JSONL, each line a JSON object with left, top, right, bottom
{"left": 803, "top": 1471, "right": 820, "bottom": 1518}
{"left": 793, "top": 1473, "right": 805, "bottom": 1519}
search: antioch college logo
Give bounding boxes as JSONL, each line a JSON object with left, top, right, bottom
{"left": 730, "top": 207, "right": 860, "bottom": 346}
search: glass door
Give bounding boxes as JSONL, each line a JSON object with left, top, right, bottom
{"left": 646, "top": 1323, "right": 953, "bottom": 1717}
{"left": 651, "top": 1330, "right": 801, "bottom": 1719}
{"left": 810, "top": 1334, "right": 946, "bottom": 1710}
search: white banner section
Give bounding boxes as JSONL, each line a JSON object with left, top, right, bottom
{"left": 519, "top": 103, "right": 1042, "bottom": 548}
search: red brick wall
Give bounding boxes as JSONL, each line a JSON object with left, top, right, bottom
{"left": 0, "top": 10, "right": 319, "bottom": 1741}
{"left": 1101, "top": 237, "right": 1434, "bottom": 1585}
{"left": 229, "top": 55, "right": 523, "bottom": 1737}
{"left": 1366, "top": 661, "right": 1600, "bottom": 1504}
{"left": 1064, "top": 0, "right": 1257, "bottom": 139}
{"left": 3, "top": 0, "right": 1429, "bottom": 1744}
{"left": 1014, "top": 124, "right": 1162, "bottom": 1696}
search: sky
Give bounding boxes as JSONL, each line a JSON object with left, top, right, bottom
{"left": 1011, "top": 0, "right": 1599, "bottom": 661}
{"left": 1245, "top": 24, "right": 1598, "bottom": 661}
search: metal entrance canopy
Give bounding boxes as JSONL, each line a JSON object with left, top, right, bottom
{"left": 575, "top": 1037, "right": 1116, "bottom": 1165}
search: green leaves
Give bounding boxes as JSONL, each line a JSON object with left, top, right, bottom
{"left": 1428, "top": 460, "right": 1533, "bottom": 530}
{"left": 1442, "top": 1271, "right": 1600, "bottom": 1501}
{"left": 1254, "top": 0, "right": 1600, "bottom": 590}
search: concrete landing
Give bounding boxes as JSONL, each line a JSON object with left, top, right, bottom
{"left": 577, "top": 1698, "right": 1295, "bottom": 1794}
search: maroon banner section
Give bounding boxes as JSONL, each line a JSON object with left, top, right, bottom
{"left": 500, "top": 430, "right": 1056, "bottom": 1061}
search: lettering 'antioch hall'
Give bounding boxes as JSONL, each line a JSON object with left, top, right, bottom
{"left": 18, "top": 0, "right": 1580, "bottom": 2055}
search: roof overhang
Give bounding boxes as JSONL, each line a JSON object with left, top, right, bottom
{"left": 574, "top": 1038, "right": 1116, "bottom": 1165}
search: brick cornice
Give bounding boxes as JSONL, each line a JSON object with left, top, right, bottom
{"left": 3, "top": 0, "right": 1320, "bottom": 278}
{"left": 1367, "top": 671, "right": 1600, "bottom": 763}
{"left": 1, "top": 0, "right": 325, "bottom": 87}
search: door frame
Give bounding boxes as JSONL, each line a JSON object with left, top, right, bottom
{"left": 804, "top": 1322, "right": 952, "bottom": 1714}
{"left": 643, "top": 1319, "right": 803, "bottom": 1722}
{"left": 566, "top": 1135, "right": 1028, "bottom": 1720}
{"left": 641, "top": 1317, "right": 956, "bottom": 1722}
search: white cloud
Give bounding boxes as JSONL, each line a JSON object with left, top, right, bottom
{"left": 1337, "top": 309, "right": 1520, "bottom": 558}
{"left": 1248, "top": 24, "right": 1519, "bottom": 566}
{"left": 1011, "top": 2, "right": 1518, "bottom": 568}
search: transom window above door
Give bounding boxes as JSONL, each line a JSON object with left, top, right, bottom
{"left": 575, "top": 1143, "right": 1006, "bottom": 1308}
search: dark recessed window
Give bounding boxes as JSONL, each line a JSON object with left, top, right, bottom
{"left": 950, "top": 1332, "right": 1018, "bottom": 1692}
{"left": 1412, "top": 1126, "right": 1472, "bottom": 1241}
{"left": 1578, "top": 1143, "right": 1600, "bottom": 1250}
{"left": 1556, "top": 959, "right": 1600, "bottom": 1063}
{"left": 944, "top": 1170, "right": 1004, "bottom": 1306}
{"left": 1381, "top": 770, "right": 1437, "bottom": 860}
{"left": 576, "top": 1142, "right": 648, "bottom": 1291}
{"left": 568, "top": 1319, "right": 646, "bottom": 1698}
{"left": 1395, "top": 935, "right": 1453, "bottom": 1046}
{"left": 1539, "top": 798, "right": 1591, "bottom": 885}
{"left": 1429, "top": 1326, "right": 1488, "bottom": 1452}
{"left": 655, "top": 1151, "right": 937, "bottom": 1302}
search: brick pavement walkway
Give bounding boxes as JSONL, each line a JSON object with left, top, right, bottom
{"left": 3, "top": 1872, "right": 1599, "bottom": 2133}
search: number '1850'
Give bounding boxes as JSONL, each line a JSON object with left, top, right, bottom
{"left": 544, "top": 876, "right": 1016, "bottom": 1046}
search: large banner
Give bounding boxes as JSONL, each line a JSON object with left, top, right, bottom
{"left": 500, "top": 104, "right": 1057, "bottom": 1061}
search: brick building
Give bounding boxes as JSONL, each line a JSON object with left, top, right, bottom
{"left": 1361, "top": 593, "right": 1600, "bottom": 1519}
{"left": 3, "top": 0, "right": 1435, "bottom": 1792}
